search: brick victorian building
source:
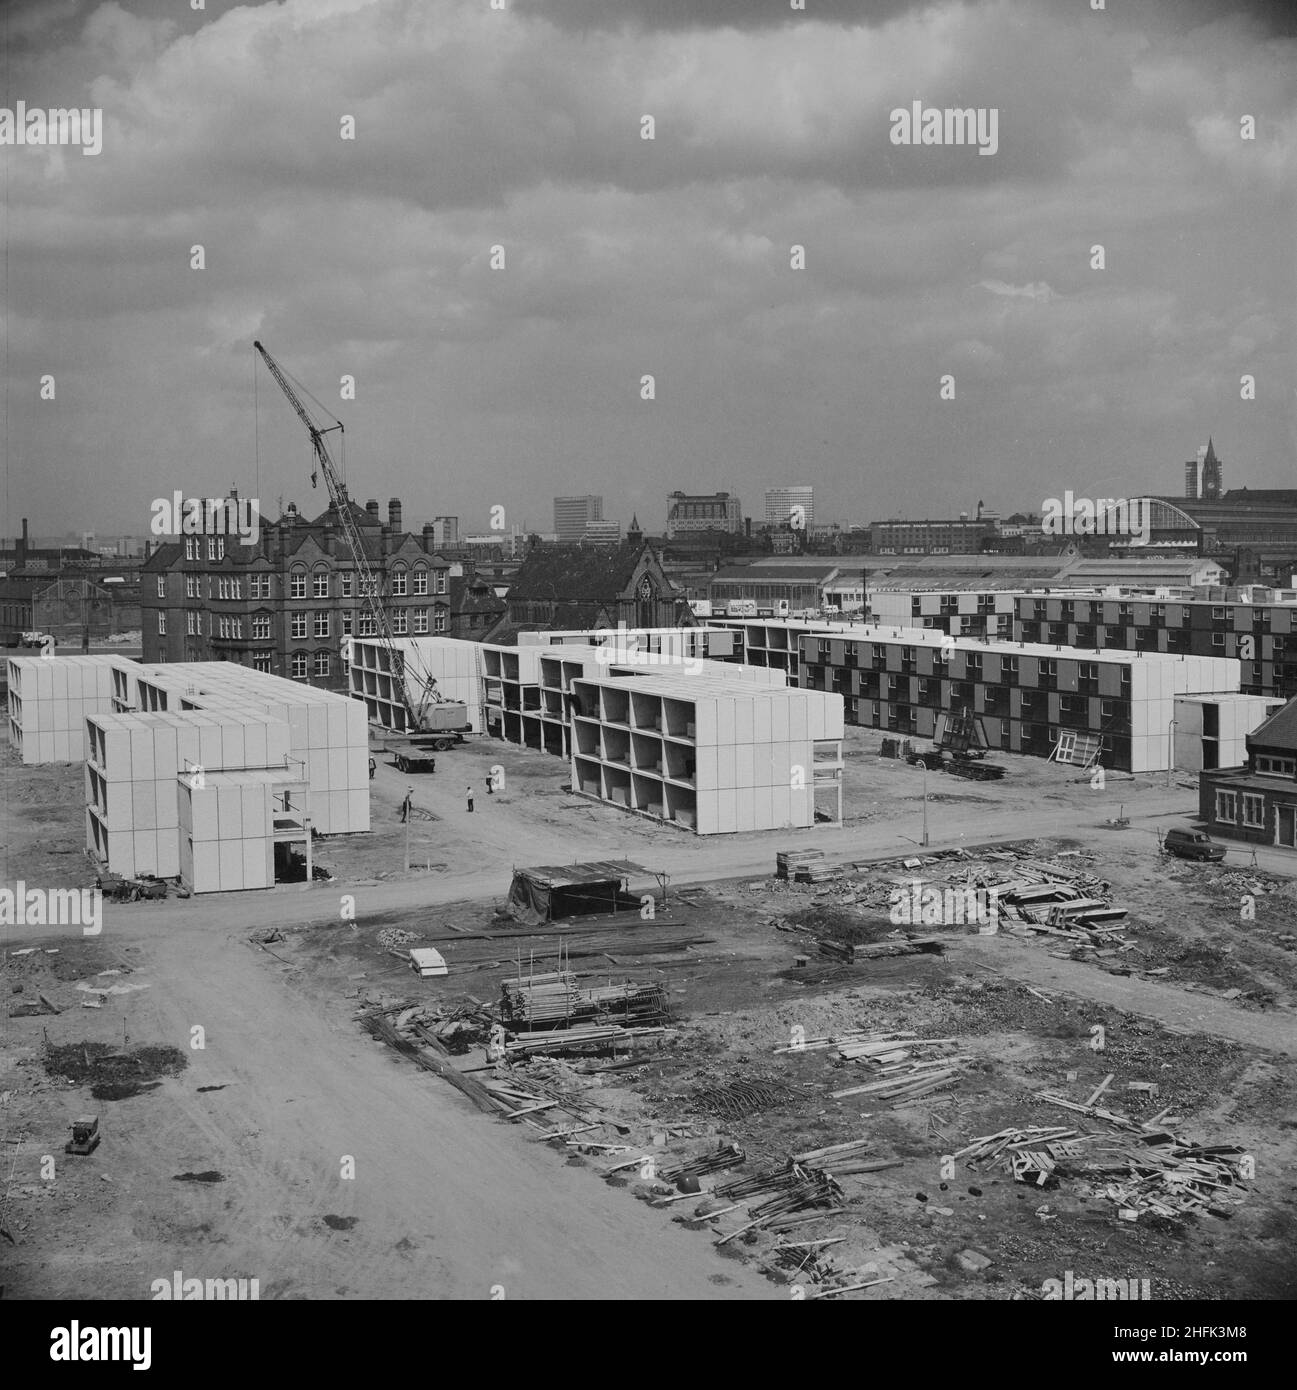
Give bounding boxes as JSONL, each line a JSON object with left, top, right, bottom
{"left": 140, "top": 494, "right": 501, "bottom": 692}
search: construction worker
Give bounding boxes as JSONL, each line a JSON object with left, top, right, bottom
{"left": 466, "top": 785, "right": 474, "bottom": 813}
{"left": 485, "top": 769, "right": 494, "bottom": 795}
{"left": 400, "top": 788, "right": 413, "bottom": 822}
{"left": 368, "top": 755, "right": 376, "bottom": 780}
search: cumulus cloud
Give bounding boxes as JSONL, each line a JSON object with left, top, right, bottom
{"left": 3, "top": 0, "right": 1294, "bottom": 532}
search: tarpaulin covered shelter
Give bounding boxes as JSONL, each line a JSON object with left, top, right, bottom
{"left": 505, "top": 860, "right": 647, "bottom": 925}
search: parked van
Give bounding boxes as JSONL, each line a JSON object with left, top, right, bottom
{"left": 1162, "top": 827, "right": 1227, "bottom": 862}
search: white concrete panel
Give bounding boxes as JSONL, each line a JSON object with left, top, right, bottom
{"left": 157, "top": 829, "right": 180, "bottom": 878}
{"left": 754, "top": 786, "right": 774, "bottom": 828}
{"left": 217, "top": 786, "right": 243, "bottom": 840}
{"left": 693, "top": 698, "right": 717, "bottom": 747}
{"left": 221, "top": 723, "right": 246, "bottom": 769}
{"left": 308, "top": 704, "right": 329, "bottom": 746}
{"left": 219, "top": 840, "right": 243, "bottom": 892}
{"left": 199, "top": 724, "right": 224, "bottom": 772}
{"left": 716, "top": 746, "right": 736, "bottom": 790}
{"left": 190, "top": 787, "right": 220, "bottom": 841}
{"left": 243, "top": 838, "right": 272, "bottom": 891}
{"left": 736, "top": 791, "right": 757, "bottom": 833}
{"left": 733, "top": 697, "right": 754, "bottom": 744}
{"left": 132, "top": 783, "right": 158, "bottom": 830}
{"left": 308, "top": 750, "right": 330, "bottom": 792}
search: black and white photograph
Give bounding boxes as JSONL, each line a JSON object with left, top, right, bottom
{"left": 2, "top": 0, "right": 1294, "bottom": 1341}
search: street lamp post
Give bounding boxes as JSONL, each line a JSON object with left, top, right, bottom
{"left": 1166, "top": 718, "right": 1177, "bottom": 788}
{"left": 921, "top": 766, "right": 930, "bottom": 847}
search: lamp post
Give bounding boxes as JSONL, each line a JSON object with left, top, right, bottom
{"left": 1166, "top": 718, "right": 1177, "bottom": 788}
{"left": 921, "top": 766, "right": 930, "bottom": 847}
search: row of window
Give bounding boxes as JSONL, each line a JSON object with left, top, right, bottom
{"left": 164, "top": 560, "right": 449, "bottom": 599}
{"left": 1256, "top": 755, "right": 1296, "bottom": 777}
{"left": 1216, "top": 791, "right": 1266, "bottom": 828}
{"left": 161, "top": 608, "right": 450, "bottom": 639}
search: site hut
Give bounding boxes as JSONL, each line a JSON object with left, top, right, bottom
{"left": 797, "top": 624, "right": 1239, "bottom": 773}
{"left": 567, "top": 668, "right": 844, "bottom": 834}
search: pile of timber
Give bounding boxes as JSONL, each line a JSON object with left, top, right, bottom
{"left": 774, "top": 1027, "right": 914, "bottom": 1055}
{"left": 790, "top": 1137, "right": 903, "bottom": 1178}
{"left": 503, "top": 1024, "right": 672, "bottom": 1057}
{"left": 660, "top": 1143, "right": 746, "bottom": 1182}
{"left": 361, "top": 1011, "right": 510, "bottom": 1118}
{"left": 499, "top": 971, "right": 669, "bottom": 1029}
{"left": 827, "top": 1031, "right": 966, "bottom": 1103}
{"left": 817, "top": 936, "right": 945, "bottom": 964}
{"left": 777, "top": 848, "right": 838, "bottom": 883}
{"left": 712, "top": 1162, "right": 844, "bottom": 1244}
{"left": 955, "top": 1096, "right": 1251, "bottom": 1221}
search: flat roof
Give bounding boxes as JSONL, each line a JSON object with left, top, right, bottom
{"left": 806, "top": 623, "right": 1240, "bottom": 667}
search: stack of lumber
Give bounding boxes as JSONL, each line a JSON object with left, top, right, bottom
{"left": 955, "top": 1101, "right": 1251, "bottom": 1221}
{"left": 790, "top": 1137, "right": 903, "bottom": 1178}
{"left": 827, "top": 1033, "right": 967, "bottom": 1103}
{"left": 499, "top": 972, "right": 669, "bottom": 1029}
{"left": 774, "top": 1028, "right": 913, "bottom": 1055}
{"left": 776, "top": 848, "right": 838, "bottom": 882}
{"left": 503, "top": 1024, "right": 671, "bottom": 1056}
{"left": 830, "top": 1056, "right": 966, "bottom": 1103}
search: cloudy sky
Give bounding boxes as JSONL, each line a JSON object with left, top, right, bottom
{"left": 3, "top": 0, "right": 1294, "bottom": 541}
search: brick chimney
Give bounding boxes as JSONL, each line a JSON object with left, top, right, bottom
{"left": 18, "top": 518, "right": 29, "bottom": 569}
{"left": 366, "top": 499, "right": 379, "bottom": 520}
{"left": 389, "top": 498, "right": 402, "bottom": 531}
{"left": 422, "top": 522, "right": 435, "bottom": 552}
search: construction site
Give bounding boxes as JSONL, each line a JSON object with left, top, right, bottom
{"left": 3, "top": 344, "right": 1294, "bottom": 1306}
{"left": 4, "top": 662, "right": 1296, "bottom": 1299}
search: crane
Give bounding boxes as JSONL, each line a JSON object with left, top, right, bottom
{"left": 253, "top": 340, "right": 451, "bottom": 733}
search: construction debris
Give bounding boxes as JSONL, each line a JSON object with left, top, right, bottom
{"left": 954, "top": 1096, "right": 1251, "bottom": 1222}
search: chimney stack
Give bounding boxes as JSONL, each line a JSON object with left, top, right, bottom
{"left": 366, "top": 499, "right": 379, "bottom": 519}
{"left": 389, "top": 498, "right": 402, "bottom": 531}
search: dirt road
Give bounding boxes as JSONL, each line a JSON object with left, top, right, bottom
{"left": 14, "top": 912, "right": 778, "bottom": 1300}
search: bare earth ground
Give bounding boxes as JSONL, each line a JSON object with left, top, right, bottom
{"left": 3, "top": 727, "right": 1296, "bottom": 1299}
